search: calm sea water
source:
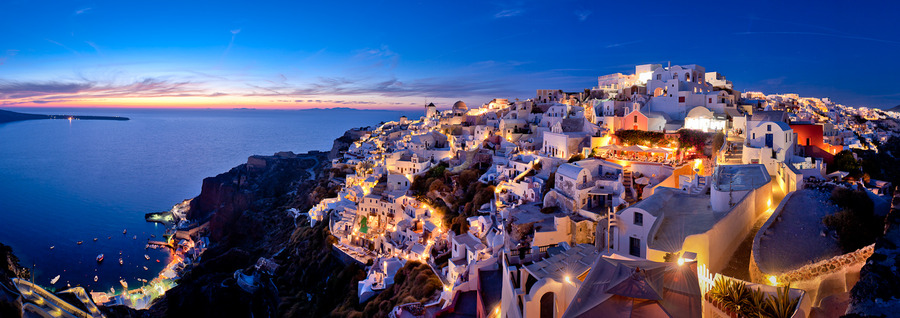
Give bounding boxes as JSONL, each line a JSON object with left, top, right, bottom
{"left": 0, "top": 107, "right": 417, "bottom": 293}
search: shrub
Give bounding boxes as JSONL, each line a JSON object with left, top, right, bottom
{"left": 614, "top": 130, "right": 665, "bottom": 146}
{"left": 823, "top": 187, "right": 882, "bottom": 252}
{"left": 567, "top": 153, "right": 584, "bottom": 163}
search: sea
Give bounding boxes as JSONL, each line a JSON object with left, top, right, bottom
{"left": 0, "top": 107, "right": 418, "bottom": 293}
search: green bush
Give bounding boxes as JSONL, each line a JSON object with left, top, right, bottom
{"left": 614, "top": 130, "right": 665, "bottom": 146}
{"left": 823, "top": 187, "right": 882, "bottom": 253}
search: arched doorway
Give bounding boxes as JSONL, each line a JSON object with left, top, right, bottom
{"left": 653, "top": 87, "right": 664, "bottom": 97}
{"left": 540, "top": 292, "right": 555, "bottom": 318}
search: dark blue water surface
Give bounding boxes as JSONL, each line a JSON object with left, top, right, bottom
{"left": 0, "top": 107, "right": 416, "bottom": 293}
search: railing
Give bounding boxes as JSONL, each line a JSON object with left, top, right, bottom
{"left": 698, "top": 263, "right": 715, "bottom": 295}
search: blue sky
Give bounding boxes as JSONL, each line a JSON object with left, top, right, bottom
{"left": 1, "top": 0, "right": 898, "bottom": 108}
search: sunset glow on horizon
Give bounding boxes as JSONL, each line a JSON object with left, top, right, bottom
{"left": 2, "top": 1, "right": 899, "bottom": 109}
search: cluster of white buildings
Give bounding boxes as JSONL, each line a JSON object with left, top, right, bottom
{"left": 305, "top": 63, "right": 894, "bottom": 317}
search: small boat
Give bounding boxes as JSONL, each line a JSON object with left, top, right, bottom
{"left": 110, "top": 287, "right": 115, "bottom": 294}
{"left": 144, "top": 254, "right": 150, "bottom": 260}
{"left": 143, "top": 266, "right": 148, "bottom": 271}
{"left": 94, "top": 275, "right": 98, "bottom": 282}
{"left": 96, "top": 254, "right": 105, "bottom": 263}
{"left": 123, "top": 229, "right": 127, "bottom": 234}
{"left": 50, "top": 275, "right": 60, "bottom": 284}
{"left": 108, "top": 236, "right": 112, "bottom": 240}
{"left": 156, "top": 259, "right": 160, "bottom": 263}
{"left": 93, "top": 238, "right": 98, "bottom": 242}
{"left": 118, "top": 258, "right": 123, "bottom": 265}
{"left": 133, "top": 235, "right": 137, "bottom": 240}
{"left": 120, "top": 279, "right": 128, "bottom": 289}
{"left": 76, "top": 241, "right": 83, "bottom": 245}
{"left": 49, "top": 246, "right": 55, "bottom": 250}
{"left": 150, "top": 234, "right": 156, "bottom": 238}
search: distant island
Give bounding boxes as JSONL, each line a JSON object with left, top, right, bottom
{"left": 0, "top": 109, "right": 130, "bottom": 124}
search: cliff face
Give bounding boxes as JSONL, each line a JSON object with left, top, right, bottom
{"left": 187, "top": 152, "right": 324, "bottom": 241}
{"left": 135, "top": 151, "right": 329, "bottom": 317}
{"left": 0, "top": 243, "right": 28, "bottom": 318}
{"left": 846, "top": 193, "right": 900, "bottom": 317}
{"left": 328, "top": 128, "right": 370, "bottom": 160}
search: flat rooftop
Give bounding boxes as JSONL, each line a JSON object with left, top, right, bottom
{"left": 630, "top": 188, "right": 726, "bottom": 253}
{"left": 713, "top": 164, "right": 770, "bottom": 192}
{"left": 524, "top": 244, "right": 599, "bottom": 281}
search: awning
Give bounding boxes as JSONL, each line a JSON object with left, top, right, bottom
{"left": 621, "top": 145, "right": 648, "bottom": 152}
{"left": 599, "top": 144, "right": 623, "bottom": 151}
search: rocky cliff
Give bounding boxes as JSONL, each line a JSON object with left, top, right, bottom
{"left": 0, "top": 243, "right": 28, "bottom": 318}
{"left": 846, "top": 193, "right": 900, "bottom": 317}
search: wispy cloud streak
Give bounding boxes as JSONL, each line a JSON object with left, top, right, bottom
{"left": 494, "top": 9, "right": 523, "bottom": 18}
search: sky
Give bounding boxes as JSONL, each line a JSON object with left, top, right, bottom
{"left": 1, "top": 0, "right": 899, "bottom": 109}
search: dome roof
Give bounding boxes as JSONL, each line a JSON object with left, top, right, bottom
{"left": 452, "top": 100, "right": 468, "bottom": 110}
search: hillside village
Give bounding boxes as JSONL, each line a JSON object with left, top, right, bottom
{"left": 304, "top": 63, "right": 900, "bottom": 318}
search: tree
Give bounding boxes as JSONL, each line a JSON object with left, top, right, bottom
{"left": 832, "top": 150, "right": 860, "bottom": 173}
{"left": 614, "top": 130, "right": 665, "bottom": 146}
{"left": 568, "top": 153, "right": 584, "bottom": 163}
{"left": 712, "top": 132, "right": 726, "bottom": 153}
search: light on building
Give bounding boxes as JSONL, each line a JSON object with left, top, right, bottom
{"left": 677, "top": 258, "right": 685, "bottom": 266}
{"left": 564, "top": 275, "right": 572, "bottom": 284}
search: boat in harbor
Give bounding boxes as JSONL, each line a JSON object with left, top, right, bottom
{"left": 49, "top": 246, "right": 55, "bottom": 250}
{"left": 143, "top": 266, "right": 148, "bottom": 271}
{"left": 144, "top": 254, "right": 150, "bottom": 260}
{"left": 93, "top": 238, "right": 98, "bottom": 241}
{"left": 120, "top": 279, "right": 128, "bottom": 289}
{"left": 94, "top": 275, "right": 98, "bottom": 282}
{"left": 133, "top": 235, "right": 137, "bottom": 240}
{"left": 96, "top": 254, "right": 104, "bottom": 263}
{"left": 50, "top": 275, "right": 60, "bottom": 284}
{"left": 118, "top": 258, "right": 123, "bottom": 265}
{"left": 123, "top": 229, "right": 127, "bottom": 234}
{"left": 76, "top": 241, "right": 83, "bottom": 245}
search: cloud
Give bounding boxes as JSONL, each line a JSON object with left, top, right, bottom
{"left": 85, "top": 41, "right": 102, "bottom": 55}
{"left": 220, "top": 28, "right": 242, "bottom": 64}
{"left": 575, "top": 10, "right": 591, "bottom": 21}
{"left": 354, "top": 45, "right": 399, "bottom": 70}
{"left": 46, "top": 39, "right": 79, "bottom": 55}
{"left": 75, "top": 7, "right": 91, "bottom": 15}
{"left": 605, "top": 40, "right": 642, "bottom": 48}
{"left": 245, "top": 74, "right": 516, "bottom": 99}
{"left": 494, "top": 9, "right": 523, "bottom": 18}
{"left": 0, "top": 77, "right": 212, "bottom": 105}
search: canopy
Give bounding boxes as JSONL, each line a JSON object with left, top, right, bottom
{"left": 646, "top": 148, "right": 670, "bottom": 154}
{"left": 634, "top": 177, "right": 651, "bottom": 185}
{"left": 599, "top": 144, "right": 623, "bottom": 151}
{"left": 621, "top": 145, "right": 648, "bottom": 152}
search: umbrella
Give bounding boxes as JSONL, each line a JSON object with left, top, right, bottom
{"left": 621, "top": 145, "right": 647, "bottom": 152}
{"left": 646, "top": 147, "right": 670, "bottom": 154}
{"left": 634, "top": 177, "right": 650, "bottom": 185}
{"left": 600, "top": 144, "right": 622, "bottom": 151}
